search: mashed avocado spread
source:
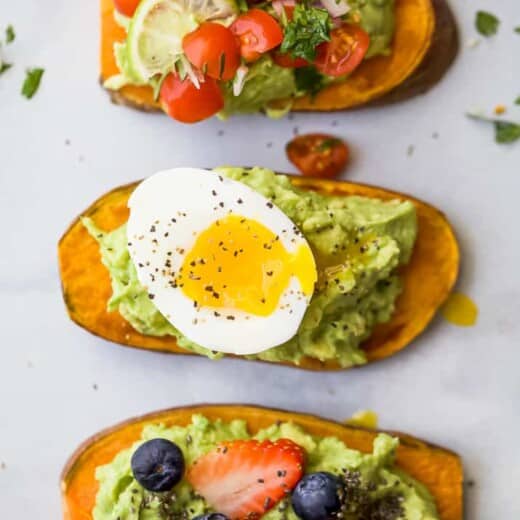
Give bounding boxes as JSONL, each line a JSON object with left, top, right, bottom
{"left": 94, "top": 414, "right": 438, "bottom": 519}
{"left": 83, "top": 167, "right": 417, "bottom": 367}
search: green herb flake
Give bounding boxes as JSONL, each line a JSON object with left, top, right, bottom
{"left": 281, "top": 5, "right": 332, "bottom": 62}
{"left": 294, "top": 66, "right": 325, "bottom": 98}
{"left": 22, "top": 68, "right": 45, "bottom": 99}
{"left": 6, "top": 25, "right": 15, "bottom": 43}
{"left": 318, "top": 138, "right": 342, "bottom": 152}
{"left": 495, "top": 121, "right": 520, "bottom": 144}
{"left": 468, "top": 112, "right": 520, "bottom": 144}
{"left": 0, "top": 62, "right": 12, "bottom": 75}
{"left": 515, "top": 96, "right": 520, "bottom": 105}
{"left": 475, "top": 11, "right": 500, "bottom": 37}
{"left": 515, "top": 26, "right": 520, "bottom": 34}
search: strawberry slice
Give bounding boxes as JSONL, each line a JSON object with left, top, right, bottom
{"left": 187, "top": 439, "right": 305, "bottom": 519}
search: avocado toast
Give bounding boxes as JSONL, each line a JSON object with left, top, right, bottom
{"left": 58, "top": 167, "right": 459, "bottom": 369}
{"left": 100, "top": 0, "right": 458, "bottom": 122}
{"left": 61, "top": 404, "right": 463, "bottom": 520}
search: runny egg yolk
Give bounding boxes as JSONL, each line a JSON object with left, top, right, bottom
{"left": 177, "top": 215, "right": 317, "bottom": 317}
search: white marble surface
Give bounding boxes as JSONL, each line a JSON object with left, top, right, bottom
{"left": 1, "top": 0, "right": 519, "bottom": 517}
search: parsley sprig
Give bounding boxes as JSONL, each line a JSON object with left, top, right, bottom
{"left": 475, "top": 11, "right": 500, "bottom": 37}
{"left": 467, "top": 112, "right": 520, "bottom": 144}
{"left": 280, "top": 4, "right": 332, "bottom": 62}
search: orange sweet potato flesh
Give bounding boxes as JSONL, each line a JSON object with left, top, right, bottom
{"left": 100, "top": 0, "right": 458, "bottom": 113}
{"left": 58, "top": 174, "right": 459, "bottom": 370}
{"left": 61, "top": 404, "right": 463, "bottom": 519}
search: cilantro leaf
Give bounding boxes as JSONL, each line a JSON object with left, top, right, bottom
{"left": 294, "top": 66, "right": 325, "bottom": 98}
{"left": 281, "top": 5, "right": 331, "bottom": 62}
{"left": 515, "top": 26, "right": 520, "bottom": 34}
{"left": 515, "top": 96, "right": 520, "bottom": 105}
{"left": 6, "top": 25, "right": 15, "bottom": 43}
{"left": 467, "top": 112, "right": 520, "bottom": 144}
{"left": 495, "top": 121, "right": 520, "bottom": 143}
{"left": 475, "top": 11, "right": 500, "bottom": 37}
{"left": 0, "top": 62, "right": 12, "bottom": 75}
{"left": 22, "top": 68, "right": 44, "bottom": 99}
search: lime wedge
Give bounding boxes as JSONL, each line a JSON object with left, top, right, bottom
{"left": 126, "top": 0, "right": 239, "bottom": 83}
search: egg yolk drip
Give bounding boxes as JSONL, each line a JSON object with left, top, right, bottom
{"left": 177, "top": 215, "right": 317, "bottom": 317}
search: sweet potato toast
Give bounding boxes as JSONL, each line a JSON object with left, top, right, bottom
{"left": 61, "top": 404, "right": 463, "bottom": 519}
{"left": 100, "top": 0, "right": 458, "bottom": 113}
{"left": 58, "top": 174, "right": 459, "bottom": 370}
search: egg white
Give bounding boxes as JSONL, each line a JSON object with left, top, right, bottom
{"left": 126, "top": 168, "right": 315, "bottom": 355}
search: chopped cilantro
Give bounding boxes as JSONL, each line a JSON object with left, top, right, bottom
{"left": 0, "top": 62, "right": 12, "bottom": 75}
{"left": 515, "top": 96, "right": 520, "bottom": 105}
{"left": 294, "top": 66, "right": 325, "bottom": 98}
{"left": 281, "top": 5, "right": 331, "bottom": 62}
{"left": 22, "top": 68, "right": 44, "bottom": 99}
{"left": 468, "top": 112, "right": 520, "bottom": 144}
{"left": 6, "top": 25, "right": 15, "bottom": 43}
{"left": 318, "top": 138, "right": 342, "bottom": 151}
{"left": 495, "top": 121, "right": 520, "bottom": 144}
{"left": 475, "top": 11, "right": 500, "bottom": 37}
{"left": 515, "top": 26, "right": 520, "bottom": 34}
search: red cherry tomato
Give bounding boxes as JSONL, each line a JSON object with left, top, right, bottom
{"left": 113, "top": 0, "right": 140, "bottom": 17}
{"left": 272, "top": 51, "right": 308, "bottom": 68}
{"left": 315, "top": 24, "right": 370, "bottom": 77}
{"left": 182, "top": 23, "right": 241, "bottom": 81}
{"left": 286, "top": 134, "right": 349, "bottom": 178}
{"left": 159, "top": 73, "right": 224, "bottom": 123}
{"left": 230, "top": 9, "right": 284, "bottom": 62}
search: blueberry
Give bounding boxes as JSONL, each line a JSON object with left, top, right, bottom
{"left": 291, "top": 472, "right": 342, "bottom": 520}
{"left": 193, "top": 514, "right": 229, "bottom": 520}
{"left": 131, "top": 438, "right": 185, "bottom": 492}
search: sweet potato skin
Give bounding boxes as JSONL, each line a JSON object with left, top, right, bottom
{"left": 99, "top": 0, "right": 458, "bottom": 113}
{"left": 61, "top": 404, "right": 463, "bottom": 520}
{"left": 58, "top": 174, "right": 459, "bottom": 370}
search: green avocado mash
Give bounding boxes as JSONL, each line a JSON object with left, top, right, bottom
{"left": 84, "top": 167, "right": 417, "bottom": 367}
{"left": 94, "top": 415, "right": 438, "bottom": 519}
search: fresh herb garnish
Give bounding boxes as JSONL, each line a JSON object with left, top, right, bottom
{"left": 6, "top": 25, "right": 15, "bottom": 43}
{"left": 468, "top": 112, "right": 520, "bottom": 144}
{"left": 495, "top": 121, "right": 520, "bottom": 143}
{"left": 294, "top": 66, "right": 325, "bottom": 97}
{"left": 0, "top": 62, "right": 12, "bottom": 75}
{"left": 281, "top": 5, "right": 331, "bottom": 62}
{"left": 318, "top": 137, "right": 342, "bottom": 151}
{"left": 475, "top": 11, "right": 500, "bottom": 37}
{"left": 515, "top": 26, "right": 520, "bottom": 34}
{"left": 21, "top": 68, "right": 44, "bottom": 99}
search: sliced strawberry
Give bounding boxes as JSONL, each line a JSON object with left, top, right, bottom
{"left": 187, "top": 439, "right": 305, "bottom": 519}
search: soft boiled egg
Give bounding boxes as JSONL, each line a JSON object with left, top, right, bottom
{"left": 126, "top": 168, "right": 317, "bottom": 355}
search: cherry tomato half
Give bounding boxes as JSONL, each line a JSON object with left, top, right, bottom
{"left": 114, "top": 0, "right": 140, "bottom": 17}
{"left": 159, "top": 73, "right": 224, "bottom": 123}
{"left": 315, "top": 24, "right": 370, "bottom": 78}
{"left": 230, "top": 9, "right": 284, "bottom": 62}
{"left": 286, "top": 134, "right": 349, "bottom": 178}
{"left": 182, "top": 23, "right": 240, "bottom": 81}
{"left": 272, "top": 51, "right": 308, "bottom": 68}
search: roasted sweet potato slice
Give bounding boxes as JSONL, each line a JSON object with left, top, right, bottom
{"left": 58, "top": 174, "right": 459, "bottom": 370}
{"left": 61, "top": 404, "right": 463, "bottom": 519}
{"left": 100, "top": 0, "right": 458, "bottom": 113}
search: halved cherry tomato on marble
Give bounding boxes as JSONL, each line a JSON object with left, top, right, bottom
{"left": 230, "top": 9, "right": 284, "bottom": 62}
{"left": 159, "top": 73, "right": 224, "bottom": 123}
{"left": 182, "top": 23, "right": 241, "bottom": 81}
{"left": 315, "top": 24, "right": 370, "bottom": 77}
{"left": 113, "top": 0, "right": 140, "bottom": 17}
{"left": 286, "top": 133, "right": 349, "bottom": 178}
{"left": 272, "top": 51, "right": 308, "bottom": 68}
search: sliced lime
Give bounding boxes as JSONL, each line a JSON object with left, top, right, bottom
{"left": 126, "top": 0, "right": 239, "bottom": 83}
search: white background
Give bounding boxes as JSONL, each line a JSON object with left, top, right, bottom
{"left": 1, "top": 0, "right": 519, "bottom": 517}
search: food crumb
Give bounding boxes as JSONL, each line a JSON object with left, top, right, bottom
{"left": 465, "top": 479, "right": 476, "bottom": 488}
{"left": 0, "top": 462, "right": 5, "bottom": 470}
{"left": 432, "top": 132, "right": 439, "bottom": 139}
{"left": 266, "top": 142, "right": 273, "bottom": 148}
{"left": 331, "top": 120, "right": 338, "bottom": 127}
{"left": 293, "top": 126, "right": 299, "bottom": 136}
{"left": 78, "top": 155, "right": 85, "bottom": 163}
{"left": 217, "top": 129, "right": 224, "bottom": 136}
{"left": 65, "top": 139, "right": 71, "bottom": 146}
{"left": 466, "top": 38, "right": 481, "bottom": 48}
{"left": 27, "top": 361, "right": 33, "bottom": 368}
{"left": 406, "top": 144, "right": 415, "bottom": 156}
{"left": 494, "top": 104, "right": 506, "bottom": 115}
{"left": 92, "top": 383, "right": 98, "bottom": 391}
